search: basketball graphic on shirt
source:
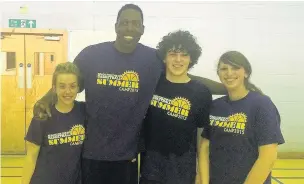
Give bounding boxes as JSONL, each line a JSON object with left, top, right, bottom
{"left": 70, "top": 124, "right": 85, "bottom": 136}
{"left": 171, "top": 97, "right": 191, "bottom": 110}
{"left": 228, "top": 113, "right": 247, "bottom": 123}
{"left": 121, "top": 71, "right": 139, "bottom": 81}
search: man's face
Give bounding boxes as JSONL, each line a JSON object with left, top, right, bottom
{"left": 115, "top": 9, "right": 144, "bottom": 50}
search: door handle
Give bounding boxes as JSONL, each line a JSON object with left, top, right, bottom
{"left": 26, "top": 63, "right": 32, "bottom": 89}
{"left": 18, "top": 63, "right": 24, "bottom": 88}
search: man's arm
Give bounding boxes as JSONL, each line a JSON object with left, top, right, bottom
{"left": 33, "top": 73, "right": 84, "bottom": 119}
{"left": 188, "top": 74, "right": 226, "bottom": 95}
{"left": 33, "top": 89, "right": 56, "bottom": 119}
{"left": 33, "top": 46, "right": 87, "bottom": 119}
{"left": 33, "top": 72, "right": 84, "bottom": 118}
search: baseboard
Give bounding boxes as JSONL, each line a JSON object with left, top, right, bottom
{"left": 278, "top": 152, "right": 304, "bottom": 159}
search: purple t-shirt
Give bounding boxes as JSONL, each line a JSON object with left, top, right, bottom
{"left": 202, "top": 91, "right": 285, "bottom": 184}
{"left": 25, "top": 101, "right": 86, "bottom": 184}
{"left": 74, "top": 42, "right": 163, "bottom": 161}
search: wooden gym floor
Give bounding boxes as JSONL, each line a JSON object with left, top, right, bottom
{"left": 1, "top": 156, "right": 303, "bottom": 184}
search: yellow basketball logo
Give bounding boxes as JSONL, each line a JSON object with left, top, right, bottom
{"left": 171, "top": 97, "right": 191, "bottom": 110}
{"left": 121, "top": 71, "right": 139, "bottom": 81}
{"left": 70, "top": 125, "right": 85, "bottom": 136}
{"left": 228, "top": 113, "right": 247, "bottom": 123}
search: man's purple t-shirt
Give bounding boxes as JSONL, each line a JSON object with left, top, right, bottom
{"left": 202, "top": 91, "right": 285, "bottom": 184}
{"left": 25, "top": 101, "right": 86, "bottom": 184}
{"left": 74, "top": 42, "right": 163, "bottom": 161}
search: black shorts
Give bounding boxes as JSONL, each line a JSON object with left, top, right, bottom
{"left": 82, "top": 158, "right": 138, "bottom": 184}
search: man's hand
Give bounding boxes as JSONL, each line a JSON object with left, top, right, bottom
{"left": 33, "top": 89, "right": 55, "bottom": 120}
{"left": 33, "top": 101, "right": 52, "bottom": 120}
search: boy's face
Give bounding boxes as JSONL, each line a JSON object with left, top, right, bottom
{"left": 165, "top": 48, "right": 191, "bottom": 77}
{"left": 54, "top": 73, "right": 79, "bottom": 106}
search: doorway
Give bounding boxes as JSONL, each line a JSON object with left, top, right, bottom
{"left": 1, "top": 28, "right": 68, "bottom": 154}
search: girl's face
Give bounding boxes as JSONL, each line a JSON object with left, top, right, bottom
{"left": 54, "top": 73, "right": 79, "bottom": 106}
{"left": 218, "top": 62, "right": 248, "bottom": 91}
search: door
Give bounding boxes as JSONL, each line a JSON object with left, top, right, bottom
{"left": 1, "top": 34, "right": 26, "bottom": 154}
{"left": 1, "top": 29, "right": 67, "bottom": 154}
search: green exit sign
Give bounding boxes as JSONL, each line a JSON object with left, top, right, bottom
{"left": 9, "top": 19, "right": 36, "bottom": 28}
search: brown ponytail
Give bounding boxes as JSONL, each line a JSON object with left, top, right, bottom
{"left": 245, "top": 81, "right": 263, "bottom": 95}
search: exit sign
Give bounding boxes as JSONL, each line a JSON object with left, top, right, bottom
{"left": 9, "top": 19, "right": 36, "bottom": 28}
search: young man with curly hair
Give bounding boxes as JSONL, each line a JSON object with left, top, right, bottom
{"left": 140, "top": 30, "right": 212, "bottom": 184}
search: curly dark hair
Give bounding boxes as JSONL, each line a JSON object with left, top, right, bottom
{"left": 156, "top": 30, "right": 202, "bottom": 69}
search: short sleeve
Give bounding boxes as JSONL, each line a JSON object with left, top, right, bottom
{"left": 155, "top": 50, "right": 165, "bottom": 74}
{"left": 201, "top": 124, "right": 211, "bottom": 140}
{"left": 25, "top": 118, "right": 45, "bottom": 145}
{"left": 73, "top": 46, "right": 90, "bottom": 72}
{"left": 196, "top": 88, "right": 212, "bottom": 128}
{"left": 254, "top": 96, "right": 285, "bottom": 146}
{"left": 73, "top": 46, "right": 92, "bottom": 92}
